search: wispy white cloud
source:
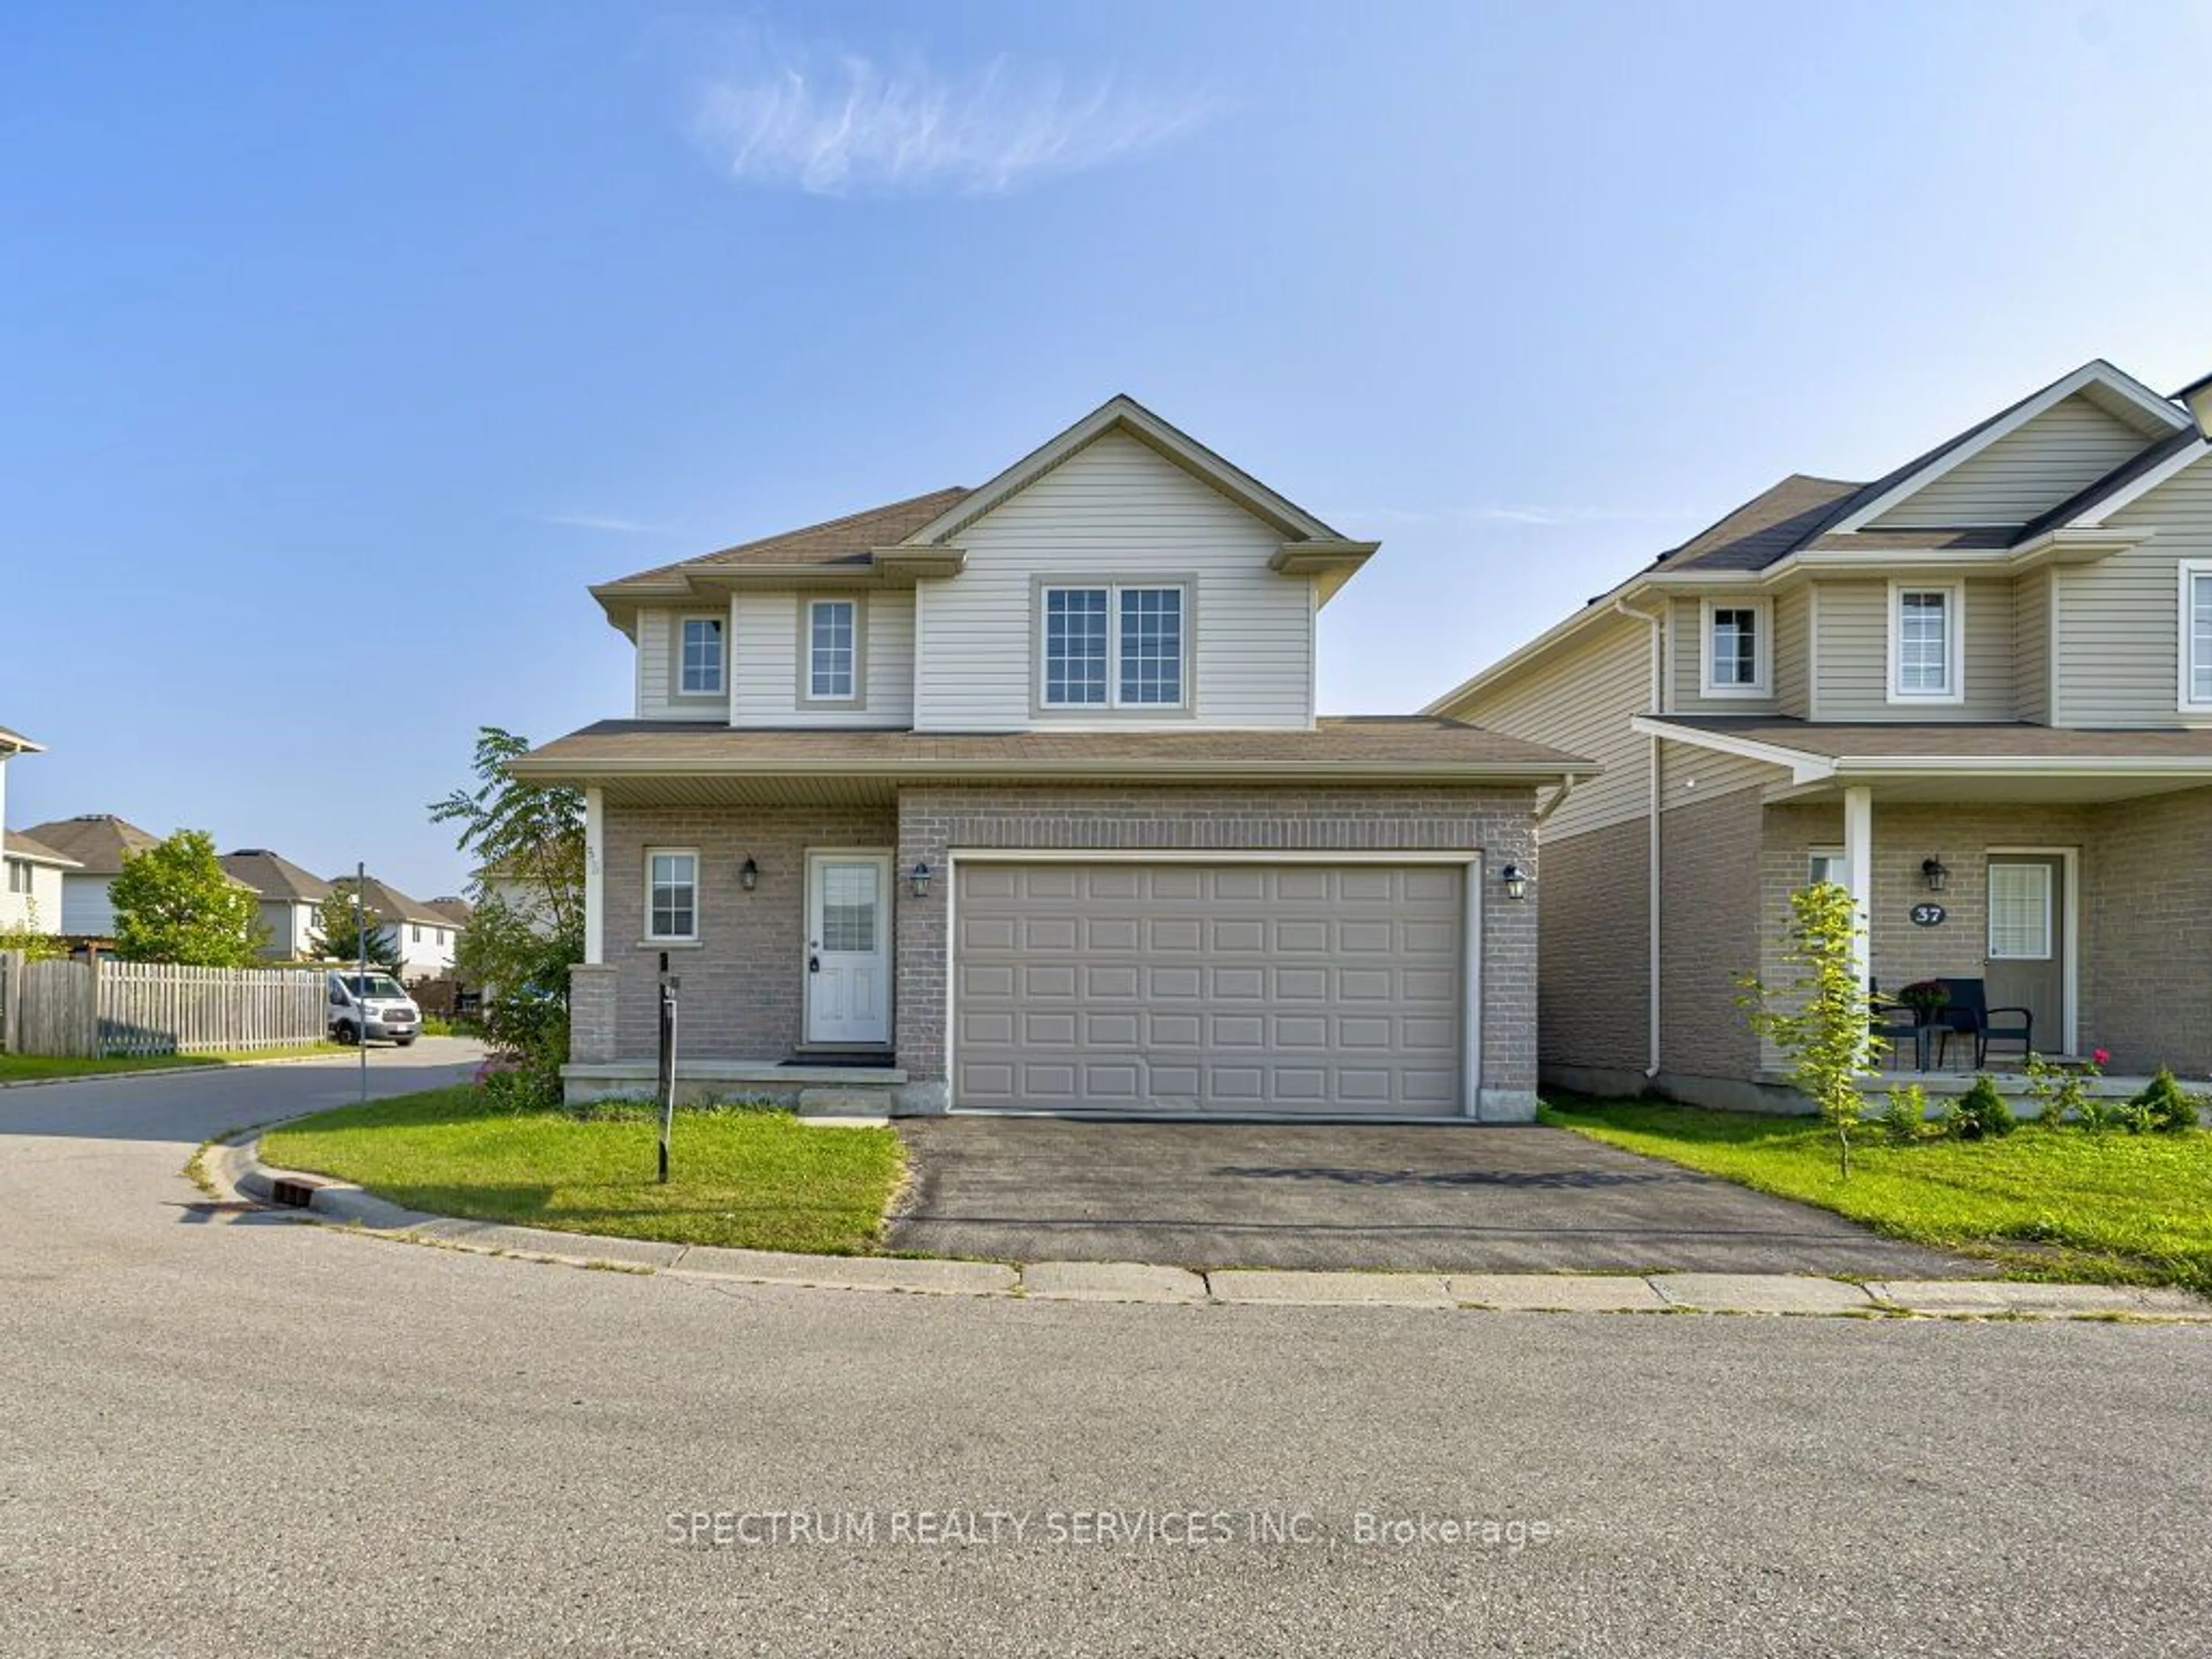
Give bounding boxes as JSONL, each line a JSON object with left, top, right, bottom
{"left": 685, "top": 25, "right": 1211, "bottom": 196}
{"left": 532, "top": 511, "right": 669, "bottom": 535}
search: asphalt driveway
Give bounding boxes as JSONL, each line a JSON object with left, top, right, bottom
{"left": 888, "top": 1118, "right": 1975, "bottom": 1275}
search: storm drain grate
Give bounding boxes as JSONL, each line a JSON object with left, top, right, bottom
{"left": 268, "top": 1178, "right": 320, "bottom": 1209}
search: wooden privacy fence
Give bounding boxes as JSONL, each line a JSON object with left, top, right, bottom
{"left": 0, "top": 953, "right": 327, "bottom": 1058}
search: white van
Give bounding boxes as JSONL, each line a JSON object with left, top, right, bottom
{"left": 327, "top": 970, "right": 422, "bottom": 1047}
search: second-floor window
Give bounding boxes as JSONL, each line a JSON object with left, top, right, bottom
{"left": 679, "top": 616, "right": 725, "bottom": 696}
{"left": 1702, "top": 599, "right": 1768, "bottom": 697}
{"left": 2184, "top": 563, "right": 2212, "bottom": 710}
{"left": 808, "top": 599, "right": 858, "bottom": 700}
{"left": 1889, "top": 583, "right": 1961, "bottom": 703}
{"left": 5, "top": 858, "right": 29, "bottom": 895}
{"left": 1041, "top": 584, "right": 1185, "bottom": 708}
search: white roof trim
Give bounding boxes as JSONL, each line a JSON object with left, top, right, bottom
{"left": 1633, "top": 715, "right": 2212, "bottom": 787}
{"left": 1826, "top": 361, "right": 2188, "bottom": 536}
{"left": 897, "top": 394, "right": 1343, "bottom": 548}
{"left": 2067, "top": 437, "right": 2212, "bottom": 528}
{"left": 1629, "top": 716, "right": 1832, "bottom": 785}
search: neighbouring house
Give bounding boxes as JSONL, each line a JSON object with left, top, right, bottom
{"left": 426, "top": 895, "right": 474, "bottom": 932}
{"left": 17, "top": 813, "right": 164, "bottom": 937}
{"left": 3, "top": 832, "right": 78, "bottom": 936}
{"left": 1, "top": 725, "right": 73, "bottom": 935}
{"left": 1429, "top": 358, "right": 2212, "bottom": 1108}
{"left": 219, "top": 849, "right": 334, "bottom": 959}
{"left": 338, "top": 876, "right": 463, "bottom": 979}
{"left": 513, "top": 395, "right": 1589, "bottom": 1118}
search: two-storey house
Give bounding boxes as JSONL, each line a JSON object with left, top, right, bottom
{"left": 514, "top": 396, "right": 1589, "bottom": 1119}
{"left": 219, "top": 849, "right": 334, "bottom": 960}
{"left": 1430, "top": 359, "right": 2212, "bottom": 1108}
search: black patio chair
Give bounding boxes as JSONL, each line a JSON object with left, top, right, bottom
{"left": 1869, "top": 979, "right": 1925, "bottom": 1071}
{"left": 1933, "top": 977, "right": 2032, "bottom": 1069}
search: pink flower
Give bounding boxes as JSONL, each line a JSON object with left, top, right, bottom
{"left": 2092, "top": 1048, "right": 2111, "bottom": 1067}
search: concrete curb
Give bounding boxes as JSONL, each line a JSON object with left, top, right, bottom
{"left": 204, "top": 1134, "right": 2212, "bottom": 1321}
{"left": 0, "top": 1048, "right": 373, "bottom": 1092}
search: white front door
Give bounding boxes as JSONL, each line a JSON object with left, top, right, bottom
{"left": 805, "top": 852, "right": 892, "bottom": 1046}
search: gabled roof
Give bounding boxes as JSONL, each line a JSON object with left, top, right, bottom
{"left": 221, "top": 849, "right": 334, "bottom": 904}
{"left": 588, "top": 395, "right": 1378, "bottom": 618}
{"left": 332, "top": 875, "right": 453, "bottom": 929}
{"left": 425, "top": 896, "right": 474, "bottom": 927}
{"left": 20, "top": 814, "right": 162, "bottom": 876}
{"left": 2, "top": 831, "right": 82, "bottom": 869}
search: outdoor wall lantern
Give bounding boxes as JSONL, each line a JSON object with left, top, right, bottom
{"left": 1499, "top": 863, "right": 1528, "bottom": 902}
{"left": 910, "top": 861, "right": 934, "bottom": 900}
{"left": 739, "top": 857, "right": 759, "bottom": 892}
{"left": 1921, "top": 857, "right": 1949, "bottom": 895}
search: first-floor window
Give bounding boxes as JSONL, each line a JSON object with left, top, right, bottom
{"left": 808, "top": 599, "right": 857, "bottom": 700}
{"left": 1808, "top": 850, "right": 1850, "bottom": 889}
{"left": 647, "top": 851, "right": 698, "bottom": 940}
{"left": 679, "top": 616, "right": 724, "bottom": 696}
{"left": 2186, "top": 565, "right": 2212, "bottom": 707}
{"left": 1041, "top": 583, "right": 1185, "bottom": 707}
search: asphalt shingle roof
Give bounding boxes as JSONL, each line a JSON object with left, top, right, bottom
{"left": 598, "top": 488, "right": 972, "bottom": 591}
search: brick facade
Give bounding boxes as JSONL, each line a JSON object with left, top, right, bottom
{"left": 1658, "top": 785, "right": 1766, "bottom": 1084}
{"left": 2082, "top": 785, "right": 2212, "bottom": 1075}
{"left": 1536, "top": 817, "right": 1650, "bottom": 1080}
{"left": 582, "top": 784, "right": 1548, "bottom": 1117}
{"left": 597, "top": 802, "right": 899, "bottom": 1062}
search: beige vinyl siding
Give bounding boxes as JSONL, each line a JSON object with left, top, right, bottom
{"left": 1668, "top": 595, "right": 1781, "bottom": 715}
{"left": 912, "top": 431, "right": 1312, "bottom": 731}
{"left": 729, "top": 590, "right": 915, "bottom": 728}
{"left": 2013, "top": 569, "right": 2051, "bottom": 723}
{"left": 1658, "top": 737, "right": 1782, "bottom": 813}
{"left": 2056, "top": 450, "right": 2212, "bottom": 726}
{"left": 1454, "top": 612, "right": 1653, "bottom": 842}
{"left": 1773, "top": 588, "right": 1809, "bottom": 718}
{"left": 634, "top": 608, "right": 728, "bottom": 722}
{"left": 1872, "top": 394, "right": 2154, "bottom": 528}
{"left": 1810, "top": 578, "right": 2016, "bottom": 721}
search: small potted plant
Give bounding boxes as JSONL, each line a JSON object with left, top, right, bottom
{"left": 1897, "top": 979, "right": 1952, "bottom": 1022}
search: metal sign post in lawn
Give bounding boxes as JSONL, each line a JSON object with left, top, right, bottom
{"left": 355, "top": 861, "right": 368, "bottom": 1107}
{"left": 657, "top": 950, "right": 678, "bottom": 1183}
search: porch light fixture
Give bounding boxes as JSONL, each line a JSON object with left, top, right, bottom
{"left": 1499, "top": 863, "right": 1528, "bottom": 902}
{"left": 738, "top": 857, "right": 759, "bottom": 892}
{"left": 1921, "top": 857, "right": 1949, "bottom": 895}
{"left": 910, "top": 861, "right": 933, "bottom": 900}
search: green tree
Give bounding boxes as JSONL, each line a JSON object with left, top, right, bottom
{"left": 108, "top": 830, "right": 267, "bottom": 967}
{"left": 430, "top": 728, "right": 585, "bottom": 1104}
{"left": 1738, "top": 881, "right": 1874, "bottom": 1178}
{"left": 310, "top": 881, "right": 404, "bottom": 972}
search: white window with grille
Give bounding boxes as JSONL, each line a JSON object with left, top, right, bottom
{"left": 1987, "top": 862, "right": 2052, "bottom": 960}
{"left": 2183, "top": 563, "right": 2212, "bottom": 710}
{"left": 1040, "top": 583, "right": 1186, "bottom": 709}
{"left": 1889, "top": 583, "right": 1962, "bottom": 703}
{"left": 645, "top": 850, "right": 699, "bottom": 942}
{"left": 807, "top": 599, "right": 858, "bottom": 701}
{"left": 678, "top": 616, "right": 724, "bottom": 696}
{"left": 1702, "top": 599, "right": 1769, "bottom": 697}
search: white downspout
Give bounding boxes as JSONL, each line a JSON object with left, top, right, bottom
{"left": 1616, "top": 597, "right": 1665, "bottom": 1081}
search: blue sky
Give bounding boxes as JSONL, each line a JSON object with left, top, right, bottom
{"left": 3, "top": 1, "right": 2207, "bottom": 896}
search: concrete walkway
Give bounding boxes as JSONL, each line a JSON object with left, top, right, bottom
{"left": 888, "top": 1117, "right": 1978, "bottom": 1277}
{"left": 205, "top": 1139, "right": 2210, "bottom": 1321}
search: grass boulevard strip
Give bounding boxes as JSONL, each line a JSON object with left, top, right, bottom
{"left": 0, "top": 1044, "right": 350, "bottom": 1085}
{"left": 1543, "top": 1099, "right": 2212, "bottom": 1294}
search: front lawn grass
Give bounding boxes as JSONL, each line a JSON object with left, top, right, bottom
{"left": 1543, "top": 1098, "right": 2212, "bottom": 1294}
{"left": 262, "top": 1086, "right": 907, "bottom": 1255}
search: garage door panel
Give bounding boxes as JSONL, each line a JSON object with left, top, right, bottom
{"left": 954, "top": 861, "right": 1466, "bottom": 1115}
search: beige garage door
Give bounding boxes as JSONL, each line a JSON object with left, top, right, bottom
{"left": 953, "top": 862, "right": 1466, "bottom": 1116}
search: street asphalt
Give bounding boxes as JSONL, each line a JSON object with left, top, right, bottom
{"left": 4, "top": 1046, "right": 2210, "bottom": 1657}
{"left": 889, "top": 1116, "right": 1976, "bottom": 1274}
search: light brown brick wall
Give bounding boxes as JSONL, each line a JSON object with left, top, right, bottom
{"left": 1658, "top": 785, "right": 1765, "bottom": 1080}
{"left": 895, "top": 785, "right": 1543, "bottom": 1101}
{"left": 1536, "top": 817, "right": 1649, "bottom": 1075}
{"left": 2082, "top": 786, "right": 2212, "bottom": 1075}
{"left": 598, "top": 802, "right": 899, "bottom": 1062}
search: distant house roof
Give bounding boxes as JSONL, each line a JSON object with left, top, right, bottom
{"left": 19, "top": 814, "right": 162, "bottom": 877}
{"left": 336, "top": 876, "right": 453, "bottom": 929}
{"left": 2, "top": 831, "right": 82, "bottom": 869}
{"left": 221, "top": 849, "right": 334, "bottom": 904}
{"left": 425, "top": 896, "right": 474, "bottom": 927}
